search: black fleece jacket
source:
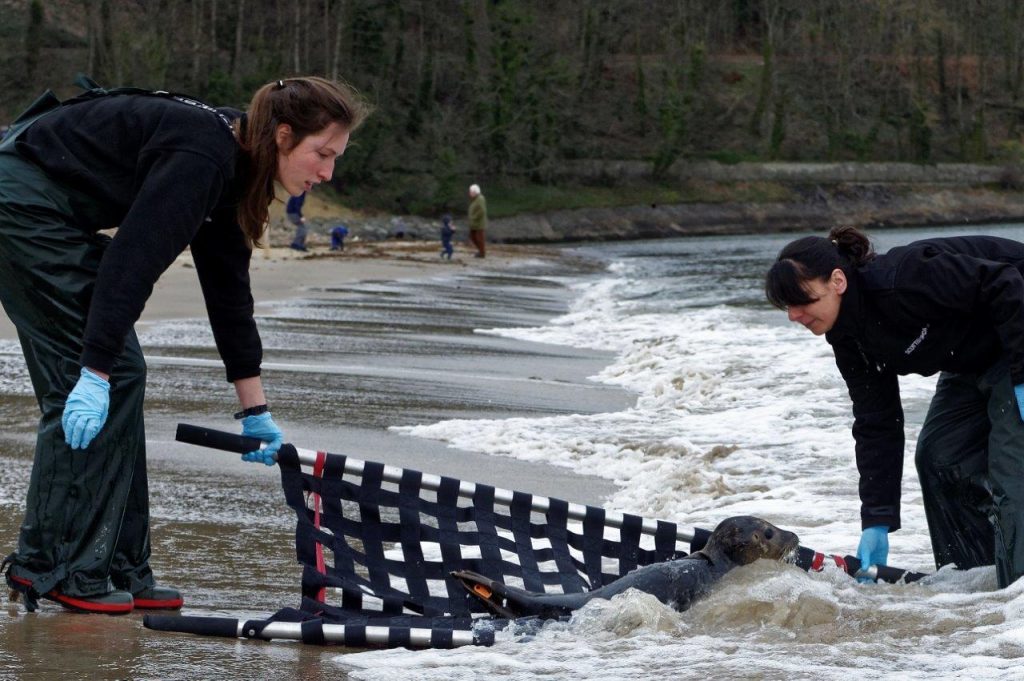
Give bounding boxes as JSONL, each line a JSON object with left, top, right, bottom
{"left": 825, "top": 235, "right": 1024, "bottom": 531}
{"left": 15, "top": 93, "right": 261, "bottom": 382}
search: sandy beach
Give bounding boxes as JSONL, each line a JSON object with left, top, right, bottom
{"left": 0, "top": 240, "right": 561, "bottom": 342}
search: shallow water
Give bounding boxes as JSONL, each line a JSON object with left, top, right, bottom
{"left": 356, "top": 224, "right": 1024, "bottom": 680}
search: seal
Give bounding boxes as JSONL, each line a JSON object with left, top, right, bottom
{"left": 451, "top": 515, "right": 799, "bottom": 620}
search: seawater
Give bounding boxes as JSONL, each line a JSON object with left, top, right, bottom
{"left": 345, "top": 224, "right": 1024, "bottom": 680}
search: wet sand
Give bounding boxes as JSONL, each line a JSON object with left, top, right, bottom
{"left": 0, "top": 241, "right": 631, "bottom": 679}
{"left": 0, "top": 241, "right": 540, "bottom": 341}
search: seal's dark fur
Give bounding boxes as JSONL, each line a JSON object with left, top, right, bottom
{"left": 452, "top": 515, "right": 799, "bottom": 619}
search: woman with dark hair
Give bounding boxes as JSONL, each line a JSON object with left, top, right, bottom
{"left": 765, "top": 225, "right": 1024, "bottom": 588}
{"left": 0, "top": 76, "right": 369, "bottom": 614}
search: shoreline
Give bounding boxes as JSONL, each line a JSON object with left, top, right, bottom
{"left": 0, "top": 241, "right": 569, "bottom": 342}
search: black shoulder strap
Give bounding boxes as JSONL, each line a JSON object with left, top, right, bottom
{"left": 62, "top": 73, "right": 234, "bottom": 131}
{"left": 11, "top": 90, "right": 61, "bottom": 125}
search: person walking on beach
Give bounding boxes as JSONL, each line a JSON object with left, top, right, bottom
{"left": 765, "top": 225, "right": 1024, "bottom": 588}
{"left": 0, "top": 76, "right": 368, "bottom": 614}
{"left": 440, "top": 213, "right": 456, "bottom": 259}
{"left": 467, "top": 183, "right": 487, "bottom": 258}
{"left": 287, "top": 191, "right": 308, "bottom": 251}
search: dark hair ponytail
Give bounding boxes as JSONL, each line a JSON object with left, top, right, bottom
{"left": 764, "top": 226, "right": 874, "bottom": 309}
{"left": 234, "top": 76, "right": 371, "bottom": 247}
{"left": 828, "top": 225, "right": 873, "bottom": 265}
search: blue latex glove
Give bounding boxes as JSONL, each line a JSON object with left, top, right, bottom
{"left": 856, "top": 525, "right": 890, "bottom": 583}
{"left": 240, "top": 412, "right": 283, "bottom": 466}
{"left": 1014, "top": 384, "right": 1024, "bottom": 422}
{"left": 62, "top": 367, "right": 110, "bottom": 450}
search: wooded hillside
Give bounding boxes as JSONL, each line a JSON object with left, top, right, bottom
{"left": 3, "top": 1, "right": 1024, "bottom": 215}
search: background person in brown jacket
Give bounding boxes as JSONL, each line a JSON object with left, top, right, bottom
{"left": 467, "top": 183, "right": 488, "bottom": 258}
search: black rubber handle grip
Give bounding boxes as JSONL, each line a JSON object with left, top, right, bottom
{"left": 175, "top": 423, "right": 262, "bottom": 454}
{"left": 143, "top": 614, "right": 240, "bottom": 638}
{"left": 878, "top": 563, "right": 928, "bottom": 584}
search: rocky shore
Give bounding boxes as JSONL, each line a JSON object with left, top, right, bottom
{"left": 485, "top": 185, "right": 1024, "bottom": 242}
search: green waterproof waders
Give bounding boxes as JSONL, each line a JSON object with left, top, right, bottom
{"left": 916, "top": 359, "right": 1024, "bottom": 588}
{"left": 0, "top": 93, "right": 155, "bottom": 602}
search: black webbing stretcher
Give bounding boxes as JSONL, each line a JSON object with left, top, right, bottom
{"left": 143, "top": 424, "right": 928, "bottom": 649}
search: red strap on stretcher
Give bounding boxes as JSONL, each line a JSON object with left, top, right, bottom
{"left": 312, "top": 450, "right": 327, "bottom": 603}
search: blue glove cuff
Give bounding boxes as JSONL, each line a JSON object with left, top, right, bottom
{"left": 242, "top": 412, "right": 274, "bottom": 428}
{"left": 80, "top": 367, "right": 110, "bottom": 391}
{"left": 1014, "top": 384, "right": 1024, "bottom": 422}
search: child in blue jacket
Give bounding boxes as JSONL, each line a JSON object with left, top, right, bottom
{"left": 440, "top": 214, "right": 455, "bottom": 259}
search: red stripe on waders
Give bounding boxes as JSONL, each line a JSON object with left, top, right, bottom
{"left": 314, "top": 451, "right": 327, "bottom": 603}
{"left": 832, "top": 555, "right": 849, "bottom": 574}
{"left": 810, "top": 552, "right": 825, "bottom": 572}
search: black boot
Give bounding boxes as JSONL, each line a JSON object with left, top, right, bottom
{"left": 133, "top": 585, "right": 183, "bottom": 610}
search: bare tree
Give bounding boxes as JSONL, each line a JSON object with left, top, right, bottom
{"left": 293, "top": 0, "right": 301, "bottom": 72}
{"left": 331, "top": 0, "right": 346, "bottom": 81}
{"left": 191, "top": 0, "right": 204, "bottom": 89}
{"left": 233, "top": 0, "right": 245, "bottom": 86}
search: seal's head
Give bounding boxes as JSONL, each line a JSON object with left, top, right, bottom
{"left": 701, "top": 516, "right": 799, "bottom": 566}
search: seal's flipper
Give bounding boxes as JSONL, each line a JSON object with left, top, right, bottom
{"left": 451, "top": 570, "right": 522, "bottom": 619}
{"left": 451, "top": 570, "right": 582, "bottom": 620}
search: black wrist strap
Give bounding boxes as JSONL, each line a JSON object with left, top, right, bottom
{"left": 234, "top": 404, "right": 269, "bottom": 420}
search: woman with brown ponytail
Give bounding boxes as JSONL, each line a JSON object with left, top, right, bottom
{"left": 765, "top": 226, "right": 1024, "bottom": 589}
{"left": 0, "top": 76, "right": 368, "bottom": 614}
